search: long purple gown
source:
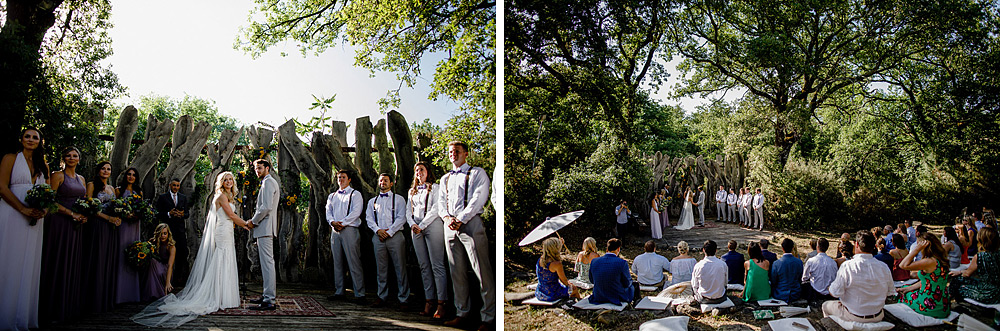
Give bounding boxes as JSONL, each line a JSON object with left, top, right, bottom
{"left": 81, "top": 189, "right": 119, "bottom": 314}
{"left": 39, "top": 173, "right": 85, "bottom": 322}
{"left": 115, "top": 189, "right": 141, "bottom": 304}
{"left": 140, "top": 243, "right": 169, "bottom": 302}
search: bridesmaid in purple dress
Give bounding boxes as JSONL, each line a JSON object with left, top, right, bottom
{"left": 141, "top": 223, "right": 177, "bottom": 302}
{"left": 82, "top": 161, "right": 122, "bottom": 314}
{"left": 0, "top": 127, "right": 49, "bottom": 331}
{"left": 39, "top": 147, "right": 88, "bottom": 323}
{"left": 115, "top": 167, "right": 142, "bottom": 304}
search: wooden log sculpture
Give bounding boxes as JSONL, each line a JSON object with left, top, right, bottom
{"left": 373, "top": 119, "right": 393, "bottom": 178}
{"left": 244, "top": 126, "right": 277, "bottom": 281}
{"left": 647, "top": 153, "right": 748, "bottom": 221}
{"left": 355, "top": 117, "right": 378, "bottom": 190}
{"left": 387, "top": 110, "right": 415, "bottom": 197}
{"left": 126, "top": 114, "right": 174, "bottom": 200}
{"left": 108, "top": 106, "right": 139, "bottom": 182}
{"left": 188, "top": 127, "right": 245, "bottom": 267}
{"left": 156, "top": 115, "right": 213, "bottom": 268}
{"left": 277, "top": 135, "right": 304, "bottom": 282}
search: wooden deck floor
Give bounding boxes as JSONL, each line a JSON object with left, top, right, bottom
{"left": 38, "top": 283, "right": 474, "bottom": 331}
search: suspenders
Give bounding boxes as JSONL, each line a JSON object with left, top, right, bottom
{"left": 409, "top": 186, "right": 432, "bottom": 220}
{"left": 373, "top": 193, "right": 396, "bottom": 224}
{"left": 444, "top": 167, "right": 475, "bottom": 217}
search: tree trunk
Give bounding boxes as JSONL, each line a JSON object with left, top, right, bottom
{"left": 123, "top": 114, "right": 173, "bottom": 199}
{"left": 277, "top": 120, "right": 331, "bottom": 272}
{"left": 109, "top": 106, "right": 139, "bottom": 182}
{"left": 355, "top": 117, "right": 378, "bottom": 190}
{"left": 386, "top": 110, "right": 415, "bottom": 197}
{"left": 373, "top": 119, "right": 393, "bottom": 177}
{"left": 277, "top": 136, "right": 303, "bottom": 282}
{"left": 156, "top": 116, "right": 212, "bottom": 268}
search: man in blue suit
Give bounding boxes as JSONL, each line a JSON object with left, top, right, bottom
{"left": 589, "top": 238, "right": 636, "bottom": 305}
{"left": 770, "top": 238, "right": 804, "bottom": 302}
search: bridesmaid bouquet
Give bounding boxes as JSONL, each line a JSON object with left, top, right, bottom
{"left": 122, "top": 195, "right": 155, "bottom": 224}
{"left": 25, "top": 184, "right": 58, "bottom": 226}
{"left": 124, "top": 240, "right": 157, "bottom": 269}
{"left": 103, "top": 198, "right": 133, "bottom": 219}
{"left": 71, "top": 197, "right": 102, "bottom": 216}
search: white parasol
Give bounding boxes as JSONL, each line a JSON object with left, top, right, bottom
{"left": 518, "top": 210, "right": 585, "bottom": 247}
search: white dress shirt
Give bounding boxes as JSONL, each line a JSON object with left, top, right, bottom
{"left": 753, "top": 193, "right": 765, "bottom": 209}
{"left": 691, "top": 256, "right": 728, "bottom": 300}
{"left": 801, "top": 252, "right": 838, "bottom": 295}
{"left": 436, "top": 162, "right": 491, "bottom": 223}
{"left": 405, "top": 184, "right": 441, "bottom": 230}
{"left": 325, "top": 186, "right": 364, "bottom": 227}
{"left": 828, "top": 254, "right": 895, "bottom": 316}
{"left": 616, "top": 205, "right": 630, "bottom": 224}
{"left": 631, "top": 252, "right": 671, "bottom": 285}
{"left": 727, "top": 193, "right": 736, "bottom": 205}
{"left": 366, "top": 191, "right": 408, "bottom": 237}
{"left": 716, "top": 190, "right": 727, "bottom": 203}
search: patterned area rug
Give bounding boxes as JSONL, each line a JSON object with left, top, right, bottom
{"left": 210, "top": 296, "right": 334, "bottom": 316}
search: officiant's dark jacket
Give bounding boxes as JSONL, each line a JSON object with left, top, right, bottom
{"left": 155, "top": 192, "right": 189, "bottom": 225}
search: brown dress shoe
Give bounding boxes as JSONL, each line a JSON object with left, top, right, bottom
{"left": 370, "top": 298, "right": 385, "bottom": 308}
{"left": 432, "top": 301, "right": 447, "bottom": 319}
{"left": 443, "top": 316, "right": 465, "bottom": 326}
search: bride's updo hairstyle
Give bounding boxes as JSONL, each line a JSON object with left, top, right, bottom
{"left": 214, "top": 171, "right": 239, "bottom": 202}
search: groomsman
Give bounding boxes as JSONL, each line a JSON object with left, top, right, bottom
{"left": 753, "top": 188, "right": 765, "bottom": 230}
{"left": 726, "top": 188, "right": 737, "bottom": 223}
{"left": 325, "top": 170, "right": 366, "bottom": 302}
{"left": 715, "top": 186, "right": 727, "bottom": 222}
{"left": 366, "top": 173, "right": 410, "bottom": 308}
{"left": 155, "top": 178, "right": 189, "bottom": 284}
{"left": 740, "top": 188, "right": 751, "bottom": 227}
{"left": 695, "top": 186, "right": 706, "bottom": 226}
{"left": 438, "top": 141, "right": 494, "bottom": 330}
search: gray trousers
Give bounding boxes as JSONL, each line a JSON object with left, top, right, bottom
{"left": 740, "top": 206, "right": 749, "bottom": 226}
{"left": 697, "top": 204, "right": 705, "bottom": 225}
{"left": 728, "top": 205, "right": 737, "bottom": 223}
{"left": 257, "top": 236, "right": 276, "bottom": 303}
{"left": 716, "top": 202, "right": 725, "bottom": 222}
{"left": 373, "top": 232, "right": 409, "bottom": 303}
{"left": 413, "top": 219, "right": 449, "bottom": 301}
{"left": 331, "top": 226, "right": 365, "bottom": 297}
{"left": 754, "top": 207, "right": 764, "bottom": 229}
{"left": 446, "top": 215, "right": 495, "bottom": 323}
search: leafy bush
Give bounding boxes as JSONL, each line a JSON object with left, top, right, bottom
{"left": 764, "top": 160, "right": 848, "bottom": 231}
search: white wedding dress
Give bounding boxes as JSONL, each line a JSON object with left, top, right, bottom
{"left": 133, "top": 199, "right": 239, "bottom": 327}
{"left": 675, "top": 192, "right": 695, "bottom": 230}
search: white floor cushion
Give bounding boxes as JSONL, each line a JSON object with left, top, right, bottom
{"left": 640, "top": 285, "right": 659, "bottom": 292}
{"left": 883, "top": 303, "right": 959, "bottom": 327}
{"left": 757, "top": 299, "right": 788, "bottom": 307}
{"left": 527, "top": 283, "right": 538, "bottom": 290}
{"left": 893, "top": 279, "right": 918, "bottom": 288}
{"left": 522, "top": 297, "right": 559, "bottom": 306}
{"left": 572, "top": 296, "right": 627, "bottom": 311}
{"left": 954, "top": 263, "right": 970, "bottom": 272}
{"left": 828, "top": 316, "right": 894, "bottom": 331}
{"left": 638, "top": 316, "right": 689, "bottom": 331}
{"left": 699, "top": 297, "right": 734, "bottom": 313}
{"left": 635, "top": 296, "right": 673, "bottom": 310}
{"left": 768, "top": 317, "right": 816, "bottom": 331}
{"left": 965, "top": 297, "right": 1000, "bottom": 311}
{"left": 568, "top": 279, "right": 594, "bottom": 290}
{"left": 726, "top": 284, "right": 745, "bottom": 291}
{"left": 958, "top": 313, "right": 995, "bottom": 331}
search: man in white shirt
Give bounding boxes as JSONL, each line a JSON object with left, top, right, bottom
{"left": 726, "top": 188, "right": 737, "bottom": 224}
{"left": 691, "top": 240, "right": 728, "bottom": 304}
{"left": 325, "top": 170, "right": 366, "bottom": 302}
{"left": 615, "top": 200, "right": 631, "bottom": 238}
{"left": 824, "top": 232, "right": 895, "bottom": 323}
{"left": 801, "top": 238, "right": 837, "bottom": 303}
{"left": 740, "top": 188, "right": 751, "bottom": 228}
{"left": 631, "top": 241, "right": 671, "bottom": 290}
{"left": 366, "top": 173, "right": 410, "bottom": 308}
{"left": 438, "top": 141, "right": 494, "bottom": 330}
{"left": 752, "top": 188, "right": 765, "bottom": 230}
{"left": 715, "top": 186, "right": 727, "bottom": 223}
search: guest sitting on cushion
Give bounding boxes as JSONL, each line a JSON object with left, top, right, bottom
{"left": 631, "top": 240, "right": 670, "bottom": 290}
{"left": 889, "top": 233, "right": 911, "bottom": 281}
{"left": 742, "top": 242, "right": 771, "bottom": 302}
{"left": 801, "top": 238, "right": 837, "bottom": 303}
{"left": 949, "top": 227, "right": 1000, "bottom": 304}
{"left": 895, "top": 232, "right": 950, "bottom": 318}
{"left": 759, "top": 239, "right": 778, "bottom": 265}
{"left": 574, "top": 237, "right": 601, "bottom": 286}
{"left": 824, "top": 231, "right": 895, "bottom": 323}
{"left": 873, "top": 237, "right": 894, "bottom": 270}
{"left": 589, "top": 238, "right": 636, "bottom": 305}
{"left": 806, "top": 239, "right": 819, "bottom": 259}
{"left": 720, "top": 240, "right": 745, "bottom": 285}
{"left": 668, "top": 241, "right": 696, "bottom": 285}
{"left": 770, "top": 238, "right": 803, "bottom": 302}
{"left": 535, "top": 237, "right": 579, "bottom": 302}
{"left": 691, "top": 240, "right": 728, "bottom": 305}
{"left": 834, "top": 240, "right": 854, "bottom": 268}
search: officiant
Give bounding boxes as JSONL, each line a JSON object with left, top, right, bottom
{"left": 155, "top": 178, "right": 189, "bottom": 284}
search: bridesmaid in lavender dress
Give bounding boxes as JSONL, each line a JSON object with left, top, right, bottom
{"left": 82, "top": 161, "right": 123, "bottom": 314}
{"left": 115, "top": 167, "right": 143, "bottom": 304}
{"left": 40, "top": 147, "right": 88, "bottom": 323}
{"left": 0, "top": 127, "right": 49, "bottom": 331}
{"left": 141, "top": 223, "right": 176, "bottom": 302}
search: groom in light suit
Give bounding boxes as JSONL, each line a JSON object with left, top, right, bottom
{"left": 247, "top": 159, "right": 280, "bottom": 310}
{"left": 695, "top": 186, "right": 706, "bottom": 226}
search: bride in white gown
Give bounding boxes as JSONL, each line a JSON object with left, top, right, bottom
{"left": 133, "top": 172, "right": 252, "bottom": 327}
{"left": 675, "top": 188, "right": 695, "bottom": 230}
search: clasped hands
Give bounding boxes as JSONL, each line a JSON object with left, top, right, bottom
{"left": 169, "top": 208, "right": 185, "bottom": 218}
{"left": 444, "top": 216, "right": 463, "bottom": 231}
{"left": 242, "top": 220, "right": 256, "bottom": 231}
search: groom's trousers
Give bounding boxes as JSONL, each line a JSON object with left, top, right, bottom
{"left": 373, "top": 233, "right": 410, "bottom": 303}
{"left": 257, "top": 236, "right": 277, "bottom": 303}
{"left": 446, "top": 215, "right": 496, "bottom": 323}
{"left": 331, "top": 226, "right": 365, "bottom": 298}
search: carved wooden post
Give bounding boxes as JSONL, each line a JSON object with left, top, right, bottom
{"left": 277, "top": 134, "right": 303, "bottom": 282}
{"left": 109, "top": 106, "right": 139, "bottom": 182}
{"left": 157, "top": 115, "right": 212, "bottom": 268}
{"left": 387, "top": 110, "right": 415, "bottom": 197}
{"left": 123, "top": 114, "right": 173, "bottom": 200}
{"left": 244, "top": 127, "right": 276, "bottom": 281}
{"left": 277, "top": 121, "right": 334, "bottom": 276}
{"left": 355, "top": 117, "right": 378, "bottom": 190}
{"left": 373, "top": 119, "right": 393, "bottom": 177}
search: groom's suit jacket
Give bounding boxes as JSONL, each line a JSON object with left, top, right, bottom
{"left": 250, "top": 174, "right": 280, "bottom": 239}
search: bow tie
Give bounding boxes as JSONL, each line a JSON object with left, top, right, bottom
{"left": 449, "top": 169, "right": 463, "bottom": 174}
{"left": 337, "top": 189, "right": 347, "bottom": 194}
{"left": 417, "top": 184, "right": 427, "bottom": 190}
{"left": 379, "top": 193, "right": 389, "bottom": 197}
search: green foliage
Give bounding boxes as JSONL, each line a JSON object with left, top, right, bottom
{"left": 293, "top": 94, "right": 338, "bottom": 137}
{"left": 763, "top": 160, "right": 847, "bottom": 231}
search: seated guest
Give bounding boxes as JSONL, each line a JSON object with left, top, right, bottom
{"left": 760, "top": 239, "right": 778, "bottom": 265}
{"left": 691, "top": 240, "right": 728, "bottom": 304}
{"left": 823, "top": 232, "right": 895, "bottom": 323}
{"left": 574, "top": 237, "right": 601, "bottom": 286}
{"left": 668, "top": 241, "right": 697, "bottom": 285}
{"left": 950, "top": 227, "right": 1000, "bottom": 304}
{"left": 873, "top": 237, "right": 894, "bottom": 270}
{"left": 906, "top": 219, "right": 917, "bottom": 247}
{"left": 743, "top": 242, "right": 771, "bottom": 302}
{"left": 834, "top": 240, "right": 854, "bottom": 268}
{"left": 589, "top": 238, "right": 636, "bottom": 305}
{"left": 895, "top": 232, "right": 950, "bottom": 318}
{"left": 771, "top": 238, "right": 803, "bottom": 302}
{"left": 535, "top": 238, "right": 579, "bottom": 301}
{"left": 884, "top": 225, "right": 896, "bottom": 250}
{"left": 721, "top": 240, "right": 745, "bottom": 285}
{"left": 631, "top": 240, "right": 671, "bottom": 290}
{"left": 836, "top": 233, "right": 851, "bottom": 258}
{"left": 955, "top": 219, "right": 971, "bottom": 264}
{"left": 943, "top": 226, "right": 962, "bottom": 269}
{"left": 806, "top": 239, "right": 819, "bottom": 259}
{"left": 802, "top": 238, "right": 837, "bottom": 303}
{"left": 889, "top": 233, "right": 911, "bottom": 281}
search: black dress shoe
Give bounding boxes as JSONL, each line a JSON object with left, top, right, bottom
{"left": 249, "top": 302, "right": 277, "bottom": 311}
{"left": 248, "top": 297, "right": 266, "bottom": 305}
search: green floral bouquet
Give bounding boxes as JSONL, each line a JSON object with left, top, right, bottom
{"left": 103, "top": 198, "right": 133, "bottom": 219}
{"left": 122, "top": 195, "right": 155, "bottom": 225}
{"left": 124, "top": 240, "right": 157, "bottom": 269}
{"left": 71, "top": 197, "right": 102, "bottom": 216}
{"left": 25, "top": 184, "right": 58, "bottom": 226}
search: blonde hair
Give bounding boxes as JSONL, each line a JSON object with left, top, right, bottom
{"left": 677, "top": 241, "right": 690, "bottom": 254}
{"left": 541, "top": 237, "right": 563, "bottom": 265}
{"left": 582, "top": 237, "right": 598, "bottom": 255}
{"left": 152, "top": 223, "right": 176, "bottom": 246}
{"left": 214, "top": 171, "right": 239, "bottom": 203}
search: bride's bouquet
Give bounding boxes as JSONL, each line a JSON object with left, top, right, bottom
{"left": 25, "top": 184, "right": 58, "bottom": 226}
{"left": 125, "top": 240, "right": 157, "bottom": 269}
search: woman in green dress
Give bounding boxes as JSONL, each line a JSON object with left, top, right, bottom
{"left": 896, "top": 232, "right": 950, "bottom": 318}
{"left": 950, "top": 227, "right": 1000, "bottom": 304}
{"left": 743, "top": 241, "right": 771, "bottom": 302}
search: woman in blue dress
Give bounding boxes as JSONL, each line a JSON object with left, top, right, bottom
{"left": 535, "top": 237, "right": 579, "bottom": 301}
